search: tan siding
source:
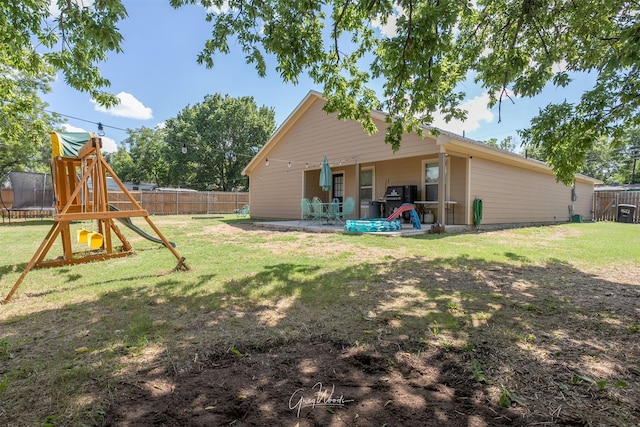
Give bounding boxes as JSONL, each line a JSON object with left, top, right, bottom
{"left": 247, "top": 93, "right": 597, "bottom": 222}
{"left": 573, "top": 181, "right": 595, "bottom": 220}
{"left": 470, "top": 157, "right": 586, "bottom": 224}
{"left": 449, "top": 156, "right": 467, "bottom": 225}
{"left": 273, "top": 99, "right": 440, "bottom": 164}
{"left": 342, "top": 167, "right": 357, "bottom": 202}
{"left": 249, "top": 163, "right": 304, "bottom": 219}
{"left": 249, "top": 98, "right": 440, "bottom": 219}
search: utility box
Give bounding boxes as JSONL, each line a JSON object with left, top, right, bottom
{"left": 617, "top": 204, "right": 636, "bottom": 223}
{"left": 571, "top": 214, "right": 583, "bottom": 223}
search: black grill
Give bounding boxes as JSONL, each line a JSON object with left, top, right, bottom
{"left": 383, "top": 186, "right": 404, "bottom": 201}
{"left": 383, "top": 185, "right": 417, "bottom": 218}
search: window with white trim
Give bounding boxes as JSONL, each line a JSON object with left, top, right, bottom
{"left": 360, "top": 168, "right": 374, "bottom": 201}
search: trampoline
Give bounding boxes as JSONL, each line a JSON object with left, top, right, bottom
{"left": 1, "top": 171, "right": 55, "bottom": 222}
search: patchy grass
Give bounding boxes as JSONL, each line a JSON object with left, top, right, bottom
{"left": 1, "top": 218, "right": 639, "bottom": 426}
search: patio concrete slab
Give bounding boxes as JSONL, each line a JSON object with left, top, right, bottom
{"left": 253, "top": 220, "right": 470, "bottom": 236}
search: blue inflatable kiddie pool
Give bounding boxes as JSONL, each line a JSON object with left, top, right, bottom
{"left": 344, "top": 218, "right": 402, "bottom": 233}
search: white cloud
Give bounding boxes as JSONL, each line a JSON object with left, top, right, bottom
{"left": 372, "top": 5, "right": 405, "bottom": 37}
{"left": 552, "top": 60, "right": 569, "bottom": 73}
{"left": 49, "top": 0, "right": 94, "bottom": 17}
{"left": 91, "top": 92, "right": 153, "bottom": 120}
{"left": 430, "top": 93, "right": 495, "bottom": 134}
{"left": 98, "top": 136, "right": 118, "bottom": 153}
{"left": 60, "top": 123, "right": 87, "bottom": 133}
{"left": 206, "top": 1, "right": 231, "bottom": 14}
{"left": 60, "top": 124, "right": 118, "bottom": 153}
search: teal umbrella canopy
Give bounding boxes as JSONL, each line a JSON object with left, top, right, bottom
{"left": 319, "top": 156, "right": 332, "bottom": 192}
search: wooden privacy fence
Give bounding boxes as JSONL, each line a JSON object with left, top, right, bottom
{"left": 593, "top": 191, "right": 640, "bottom": 223}
{"left": 109, "top": 190, "right": 249, "bottom": 214}
{"left": 1, "top": 188, "right": 249, "bottom": 220}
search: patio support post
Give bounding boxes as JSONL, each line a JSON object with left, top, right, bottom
{"left": 354, "top": 156, "right": 360, "bottom": 217}
{"left": 438, "top": 151, "right": 446, "bottom": 224}
{"left": 301, "top": 169, "right": 307, "bottom": 219}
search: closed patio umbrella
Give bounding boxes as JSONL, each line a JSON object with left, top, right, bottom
{"left": 319, "top": 156, "right": 332, "bottom": 200}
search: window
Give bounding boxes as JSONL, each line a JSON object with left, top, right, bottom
{"left": 360, "top": 168, "right": 373, "bottom": 201}
{"left": 424, "top": 163, "right": 439, "bottom": 201}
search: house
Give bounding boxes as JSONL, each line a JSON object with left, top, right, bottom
{"left": 242, "top": 91, "right": 600, "bottom": 226}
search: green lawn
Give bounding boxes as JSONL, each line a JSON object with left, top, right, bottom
{"left": 0, "top": 218, "right": 638, "bottom": 425}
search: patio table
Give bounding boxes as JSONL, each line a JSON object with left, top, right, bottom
{"left": 322, "top": 202, "right": 344, "bottom": 223}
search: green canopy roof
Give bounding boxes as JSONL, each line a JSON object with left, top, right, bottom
{"left": 51, "top": 132, "right": 93, "bottom": 158}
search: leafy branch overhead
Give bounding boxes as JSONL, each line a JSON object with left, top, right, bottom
{"left": 1, "top": 0, "right": 127, "bottom": 108}
{"left": 3, "top": 1, "right": 639, "bottom": 185}
{"left": 1, "top": 0, "right": 127, "bottom": 174}
{"left": 170, "top": 0, "right": 639, "bottom": 184}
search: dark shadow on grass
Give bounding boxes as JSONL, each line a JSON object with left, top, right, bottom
{"left": 1, "top": 255, "right": 639, "bottom": 426}
{"left": 0, "top": 263, "right": 27, "bottom": 282}
{"left": 218, "top": 217, "right": 258, "bottom": 229}
{"left": 504, "top": 251, "right": 530, "bottom": 262}
{"left": 21, "top": 273, "right": 175, "bottom": 299}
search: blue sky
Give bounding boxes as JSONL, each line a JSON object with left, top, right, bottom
{"left": 42, "top": 1, "right": 592, "bottom": 154}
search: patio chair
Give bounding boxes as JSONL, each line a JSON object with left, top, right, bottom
{"left": 300, "top": 198, "right": 313, "bottom": 223}
{"left": 311, "top": 197, "right": 327, "bottom": 223}
{"left": 333, "top": 196, "right": 355, "bottom": 223}
{"left": 327, "top": 198, "right": 341, "bottom": 222}
{"left": 235, "top": 204, "right": 250, "bottom": 217}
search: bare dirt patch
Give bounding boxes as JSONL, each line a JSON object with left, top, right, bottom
{"left": 106, "top": 341, "right": 533, "bottom": 427}
{"left": 104, "top": 258, "right": 640, "bottom": 426}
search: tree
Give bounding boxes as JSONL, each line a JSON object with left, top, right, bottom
{"left": 0, "top": 72, "right": 58, "bottom": 181}
{"left": 1, "top": 0, "right": 127, "bottom": 108}
{"left": 108, "top": 147, "right": 136, "bottom": 184}
{"left": 613, "top": 127, "right": 640, "bottom": 184}
{"left": 484, "top": 136, "right": 516, "bottom": 152}
{"left": 578, "top": 136, "right": 625, "bottom": 184}
{"left": 163, "top": 94, "right": 275, "bottom": 191}
{"left": 169, "top": 0, "right": 639, "bottom": 184}
{"left": 1, "top": 0, "right": 127, "bottom": 176}
{"left": 111, "top": 127, "right": 169, "bottom": 186}
{"left": 524, "top": 130, "right": 640, "bottom": 185}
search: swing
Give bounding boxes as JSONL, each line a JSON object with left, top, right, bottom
{"left": 84, "top": 160, "right": 103, "bottom": 249}
{"left": 87, "top": 231, "right": 103, "bottom": 248}
{"left": 77, "top": 228, "right": 91, "bottom": 243}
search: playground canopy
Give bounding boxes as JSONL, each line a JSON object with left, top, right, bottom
{"left": 51, "top": 131, "right": 93, "bottom": 158}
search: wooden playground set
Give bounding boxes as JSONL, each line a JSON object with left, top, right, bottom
{"left": 3, "top": 132, "right": 189, "bottom": 304}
